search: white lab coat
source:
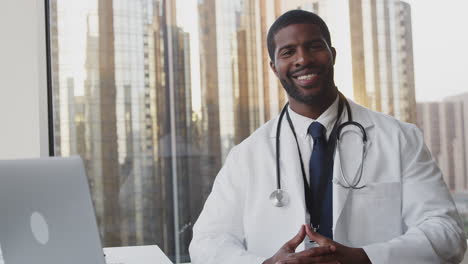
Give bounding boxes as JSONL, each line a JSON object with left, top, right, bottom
{"left": 189, "top": 99, "right": 466, "bottom": 264}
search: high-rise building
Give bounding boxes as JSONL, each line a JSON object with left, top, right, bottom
{"left": 80, "top": 0, "right": 120, "bottom": 246}
{"left": 445, "top": 93, "right": 468, "bottom": 191}
{"left": 145, "top": 0, "right": 174, "bottom": 255}
{"left": 438, "top": 102, "right": 457, "bottom": 190}
{"left": 395, "top": 1, "right": 416, "bottom": 122}
{"left": 416, "top": 95, "right": 468, "bottom": 192}
{"left": 49, "top": 0, "right": 61, "bottom": 155}
{"left": 82, "top": 9, "right": 106, "bottom": 243}
{"left": 112, "top": 0, "right": 155, "bottom": 247}
{"left": 416, "top": 102, "right": 441, "bottom": 161}
{"left": 197, "top": 0, "right": 223, "bottom": 177}
{"left": 348, "top": 0, "right": 416, "bottom": 123}
{"left": 99, "top": 0, "right": 121, "bottom": 246}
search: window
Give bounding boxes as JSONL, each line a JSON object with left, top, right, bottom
{"left": 48, "top": 0, "right": 468, "bottom": 262}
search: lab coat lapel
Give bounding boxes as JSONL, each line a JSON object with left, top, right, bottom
{"left": 268, "top": 99, "right": 375, "bottom": 236}
{"left": 332, "top": 100, "right": 374, "bottom": 233}
{"left": 269, "top": 114, "right": 307, "bottom": 218}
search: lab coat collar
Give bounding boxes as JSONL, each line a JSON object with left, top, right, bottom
{"left": 287, "top": 95, "right": 339, "bottom": 140}
{"left": 269, "top": 97, "right": 374, "bottom": 138}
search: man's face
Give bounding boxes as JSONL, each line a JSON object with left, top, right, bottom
{"left": 270, "top": 23, "right": 336, "bottom": 105}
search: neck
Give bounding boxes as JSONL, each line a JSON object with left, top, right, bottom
{"left": 289, "top": 87, "right": 338, "bottom": 119}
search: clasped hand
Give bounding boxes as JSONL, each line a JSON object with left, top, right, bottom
{"left": 263, "top": 225, "right": 371, "bottom": 264}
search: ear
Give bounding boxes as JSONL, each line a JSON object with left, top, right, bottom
{"left": 270, "top": 61, "right": 279, "bottom": 78}
{"left": 331, "top": 47, "right": 337, "bottom": 65}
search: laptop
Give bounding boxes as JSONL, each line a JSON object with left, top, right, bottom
{"left": 0, "top": 156, "right": 106, "bottom": 264}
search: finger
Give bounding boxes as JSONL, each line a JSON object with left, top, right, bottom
{"left": 305, "top": 225, "right": 331, "bottom": 246}
{"left": 307, "top": 254, "right": 339, "bottom": 263}
{"left": 280, "top": 254, "right": 339, "bottom": 264}
{"left": 284, "top": 225, "right": 306, "bottom": 251}
{"left": 293, "top": 245, "right": 336, "bottom": 257}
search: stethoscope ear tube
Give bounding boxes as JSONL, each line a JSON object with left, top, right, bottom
{"left": 336, "top": 121, "right": 368, "bottom": 142}
{"left": 275, "top": 103, "right": 290, "bottom": 190}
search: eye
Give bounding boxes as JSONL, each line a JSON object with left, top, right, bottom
{"left": 310, "top": 43, "right": 325, "bottom": 50}
{"left": 281, "top": 49, "right": 294, "bottom": 57}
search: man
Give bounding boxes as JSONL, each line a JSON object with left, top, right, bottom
{"left": 189, "top": 10, "right": 466, "bottom": 264}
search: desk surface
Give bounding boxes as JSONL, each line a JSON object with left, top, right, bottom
{"left": 104, "top": 245, "right": 172, "bottom": 264}
{"left": 0, "top": 245, "right": 172, "bottom": 264}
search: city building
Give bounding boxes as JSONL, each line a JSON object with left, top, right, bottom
{"left": 416, "top": 93, "right": 468, "bottom": 192}
{"left": 445, "top": 93, "right": 468, "bottom": 191}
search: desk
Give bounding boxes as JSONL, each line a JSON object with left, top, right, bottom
{"left": 104, "top": 245, "right": 172, "bottom": 264}
{"left": 0, "top": 244, "right": 172, "bottom": 264}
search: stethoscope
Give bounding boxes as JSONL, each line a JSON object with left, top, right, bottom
{"left": 269, "top": 92, "right": 368, "bottom": 208}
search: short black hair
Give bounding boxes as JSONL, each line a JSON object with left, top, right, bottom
{"left": 267, "top": 9, "right": 332, "bottom": 62}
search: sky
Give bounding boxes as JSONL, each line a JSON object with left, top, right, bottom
{"left": 404, "top": 0, "right": 468, "bottom": 102}
{"left": 59, "top": 0, "right": 468, "bottom": 103}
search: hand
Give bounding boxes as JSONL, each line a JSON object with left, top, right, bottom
{"left": 263, "top": 225, "right": 338, "bottom": 264}
{"left": 304, "top": 225, "right": 371, "bottom": 264}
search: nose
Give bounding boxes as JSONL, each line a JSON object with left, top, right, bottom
{"left": 294, "top": 47, "right": 313, "bottom": 68}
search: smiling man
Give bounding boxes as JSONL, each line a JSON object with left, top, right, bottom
{"left": 271, "top": 22, "right": 337, "bottom": 120}
{"left": 189, "top": 10, "right": 466, "bottom": 264}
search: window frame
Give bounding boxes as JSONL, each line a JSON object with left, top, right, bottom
{"left": 0, "top": 0, "right": 50, "bottom": 159}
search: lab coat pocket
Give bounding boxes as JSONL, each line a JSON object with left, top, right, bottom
{"left": 343, "top": 182, "right": 402, "bottom": 246}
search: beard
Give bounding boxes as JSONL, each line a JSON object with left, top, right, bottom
{"left": 280, "top": 68, "right": 336, "bottom": 106}
{"left": 280, "top": 79, "right": 336, "bottom": 105}
{"left": 280, "top": 78, "right": 324, "bottom": 105}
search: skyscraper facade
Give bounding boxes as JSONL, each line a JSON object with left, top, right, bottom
{"left": 348, "top": 0, "right": 417, "bottom": 123}
{"left": 416, "top": 95, "right": 468, "bottom": 192}
{"left": 395, "top": 1, "right": 416, "bottom": 122}
{"left": 444, "top": 94, "right": 468, "bottom": 191}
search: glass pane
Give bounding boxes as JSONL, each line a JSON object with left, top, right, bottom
{"left": 49, "top": 0, "right": 468, "bottom": 262}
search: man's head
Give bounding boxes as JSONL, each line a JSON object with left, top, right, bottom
{"left": 267, "top": 10, "right": 332, "bottom": 63}
{"left": 268, "top": 10, "right": 337, "bottom": 107}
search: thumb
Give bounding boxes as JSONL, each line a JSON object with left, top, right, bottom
{"left": 305, "top": 224, "right": 331, "bottom": 246}
{"left": 284, "top": 225, "right": 306, "bottom": 251}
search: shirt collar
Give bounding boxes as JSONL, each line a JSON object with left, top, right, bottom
{"left": 287, "top": 95, "right": 340, "bottom": 139}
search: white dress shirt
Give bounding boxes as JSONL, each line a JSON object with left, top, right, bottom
{"left": 286, "top": 95, "right": 340, "bottom": 185}
{"left": 286, "top": 95, "right": 340, "bottom": 248}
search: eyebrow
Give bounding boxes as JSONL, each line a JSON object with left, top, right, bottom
{"left": 277, "top": 39, "right": 325, "bottom": 53}
{"left": 277, "top": 44, "right": 295, "bottom": 54}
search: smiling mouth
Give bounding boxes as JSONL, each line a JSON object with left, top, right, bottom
{"left": 295, "top": 73, "right": 318, "bottom": 80}
{"left": 292, "top": 73, "right": 320, "bottom": 87}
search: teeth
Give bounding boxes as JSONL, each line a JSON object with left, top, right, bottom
{"left": 297, "top": 74, "right": 317, "bottom": 80}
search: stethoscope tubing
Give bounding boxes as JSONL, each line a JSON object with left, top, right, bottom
{"left": 275, "top": 105, "right": 288, "bottom": 190}
{"left": 271, "top": 93, "right": 368, "bottom": 209}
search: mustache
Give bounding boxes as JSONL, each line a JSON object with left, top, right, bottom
{"left": 288, "top": 64, "right": 322, "bottom": 76}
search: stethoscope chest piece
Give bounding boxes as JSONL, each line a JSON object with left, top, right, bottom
{"left": 269, "top": 189, "right": 289, "bottom": 207}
